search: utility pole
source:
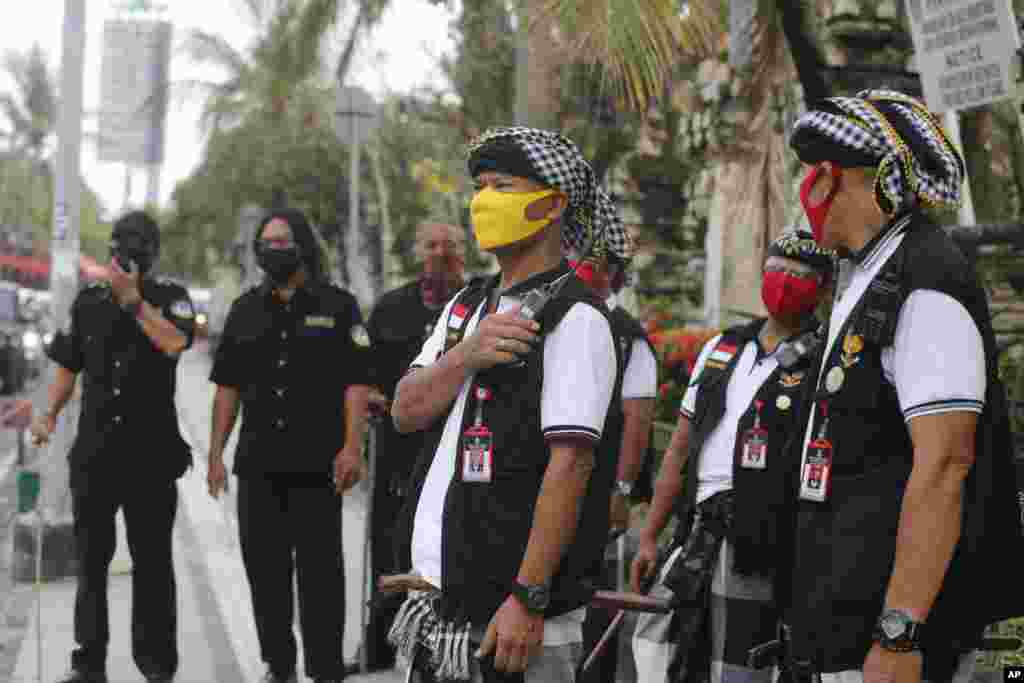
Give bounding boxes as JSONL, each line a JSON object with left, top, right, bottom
{"left": 41, "top": 0, "right": 87, "bottom": 552}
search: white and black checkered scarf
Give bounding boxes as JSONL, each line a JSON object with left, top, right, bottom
{"left": 467, "top": 126, "right": 632, "bottom": 260}
{"left": 790, "top": 90, "right": 965, "bottom": 216}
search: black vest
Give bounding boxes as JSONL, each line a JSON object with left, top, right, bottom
{"left": 677, "top": 319, "right": 821, "bottom": 576}
{"left": 608, "top": 306, "right": 658, "bottom": 502}
{"left": 394, "top": 269, "right": 624, "bottom": 626}
{"left": 785, "top": 216, "right": 1024, "bottom": 675}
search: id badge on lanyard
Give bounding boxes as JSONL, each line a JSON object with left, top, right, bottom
{"left": 800, "top": 401, "right": 833, "bottom": 502}
{"left": 738, "top": 400, "right": 768, "bottom": 470}
{"left": 462, "top": 386, "right": 494, "bottom": 483}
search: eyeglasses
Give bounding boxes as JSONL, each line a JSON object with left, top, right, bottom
{"left": 258, "top": 238, "right": 296, "bottom": 250}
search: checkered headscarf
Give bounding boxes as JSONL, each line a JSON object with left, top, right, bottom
{"left": 467, "top": 126, "right": 632, "bottom": 259}
{"left": 790, "top": 90, "right": 965, "bottom": 216}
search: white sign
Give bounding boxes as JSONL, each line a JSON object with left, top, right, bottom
{"left": 98, "top": 19, "right": 173, "bottom": 165}
{"left": 905, "top": 0, "right": 1021, "bottom": 111}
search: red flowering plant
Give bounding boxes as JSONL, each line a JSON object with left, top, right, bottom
{"left": 646, "top": 314, "right": 720, "bottom": 424}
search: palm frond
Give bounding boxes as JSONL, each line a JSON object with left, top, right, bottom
{"left": 544, "top": 0, "right": 724, "bottom": 110}
{"left": 0, "top": 93, "right": 31, "bottom": 139}
{"left": 295, "top": 0, "right": 342, "bottom": 71}
{"left": 181, "top": 29, "right": 249, "bottom": 77}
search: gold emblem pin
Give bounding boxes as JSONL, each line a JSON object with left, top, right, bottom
{"left": 779, "top": 371, "right": 805, "bottom": 388}
{"left": 843, "top": 333, "right": 863, "bottom": 355}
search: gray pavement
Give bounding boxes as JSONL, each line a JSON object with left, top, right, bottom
{"left": 0, "top": 344, "right": 403, "bottom": 682}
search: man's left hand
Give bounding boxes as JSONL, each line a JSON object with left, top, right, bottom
{"left": 863, "top": 643, "right": 923, "bottom": 683}
{"left": 333, "top": 445, "right": 365, "bottom": 494}
{"left": 109, "top": 258, "right": 142, "bottom": 307}
{"left": 477, "top": 594, "right": 544, "bottom": 673}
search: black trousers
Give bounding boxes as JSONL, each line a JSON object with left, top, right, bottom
{"left": 238, "top": 474, "right": 345, "bottom": 679}
{"left": 70, "top": 476, "right": 178, "bottom": 677}
{"left": 580, "top": 554, "right": 619, "bottom": 683}
{"left": 364, "top": 459, "right": 410, "bottom": 670}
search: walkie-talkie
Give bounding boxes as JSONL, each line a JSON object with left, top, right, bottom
{"left": 776, "top": 328, "right": 823, "bottom": 369}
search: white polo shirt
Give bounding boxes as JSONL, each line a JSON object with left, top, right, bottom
{"left": 408, "top": 287, "right": 617, "bottom": 644}
{"left": 606, "top": 299, "right": 657, "bottom": 400}
{"left": 798, "top": 217, "right": 986, "bottom": 469}
{"left": 680, "top": 334, "right": 784, "bottom": 504}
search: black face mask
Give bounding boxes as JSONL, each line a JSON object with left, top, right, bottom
{"left": 257, "top": 247, "right": 303, "bottom": 284}
{"left": 110, "top": 245, "right": 156, "bottom": 275}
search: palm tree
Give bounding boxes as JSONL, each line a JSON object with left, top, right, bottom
{"left": 179, "top": 0, "right": 347, "bottom": 134}
{"left": 542, "top": 0, "right": 829, "bottom": 322}
{"left": 0, "top": 43, "right": 57, "bottom": 161}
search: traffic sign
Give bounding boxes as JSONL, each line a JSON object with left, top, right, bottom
{"left": 97, "top": 19, "right": 173, "bottom": 165}
{"left": 905, "top": 0, "right": 1021, "bottom": 111}
{"left": 335, "top": 86, "right": 380, "bottom": 146}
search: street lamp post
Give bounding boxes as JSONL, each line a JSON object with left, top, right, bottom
{"left": 334, "top": 85, "right": 380, "bottom": 312}
{"left": 42, "top": 0, "right": 88, "bottom": 534}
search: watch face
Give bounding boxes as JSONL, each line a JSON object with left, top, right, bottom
{"left": 880, "top": 612, "right": 907, "bottom": 640}
{"left": 528, "top": 585, "right": 550, "bottom": 609}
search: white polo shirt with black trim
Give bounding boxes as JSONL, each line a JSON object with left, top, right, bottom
{"left": 798, "top": 218, "right": 986, "bottom": 467}
{"left": 407, "top": 290, "right": 617, "bottom": 644}
{"left": 680, "top": 333, "right": 786, "bottom": 504}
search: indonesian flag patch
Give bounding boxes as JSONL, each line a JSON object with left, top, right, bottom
{"left": 449, "top": 303, "right": 469, "bottom": 329}
{"left": 707, "top": 341, "right": 737, "bottom": 368}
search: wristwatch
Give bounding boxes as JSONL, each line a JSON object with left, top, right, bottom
{"left": 614, "top": 480, "right": 635, "bottom": 498}
{"left": 873, "top": 609, "right": 924, "bottom": 652}
{"left": 122, "top": 299, "right": 143, "bottom": 317}
{"left": 510, "top": 581, "right": 550, "bottom": 614}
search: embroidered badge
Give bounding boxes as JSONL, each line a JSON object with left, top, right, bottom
{"left": 305, "top": 315, "right": 336, "bottom": 328}
{"left": 779, "top": 371, "right": 805, "bottom": 388}
{"left": 170, "top": 299, "right": 194, "bottom": 319}
{"left": 351, "top": 324, "right": 371, "bottom": 347}
{"left": 776, "top": 395, "right": 792, "bottom": 411}
{"left": 840, "top": 333, "right": 863, "bottom": 368}
{"left": 706, "top": 341, "right": 737, "bottom": 370}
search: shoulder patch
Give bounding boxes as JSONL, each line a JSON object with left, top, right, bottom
{"left": 351, "top": 324, "right": 371, "bottom": 348}
{"left": 170, "top": 299, "right": 195, "bottom": 319}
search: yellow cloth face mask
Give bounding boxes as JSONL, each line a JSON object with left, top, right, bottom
{"left": 470, "top": 187, "right": 559, "bottom": 250}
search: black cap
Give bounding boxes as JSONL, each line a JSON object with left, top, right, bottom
{"left": 111, "top": 211, "right": 160, "bottom": 253}
{"left": 467, "top": 137, "right": 546, "bottom": 185}
{"left": 766, "top": 230, "right": 836, "bottom": 273}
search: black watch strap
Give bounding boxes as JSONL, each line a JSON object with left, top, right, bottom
{"left": 511, "top": 581, "right": 550, "bottom": 614}
{"left": 122, "top": 299, "right": 143, "bottom": 317}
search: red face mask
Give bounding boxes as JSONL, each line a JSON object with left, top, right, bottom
{"left": 761, "top": 271, "right": 821, "bottom": 318}
{"left": 799, "top": 165, "right": 842, "bottom": 244}
{"left": 569, "top": 259, "right": 612, "bottom": 298}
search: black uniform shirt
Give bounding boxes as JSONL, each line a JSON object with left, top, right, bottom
{"left": 367, "top": 281, "right": 442, "bottom": 399}
{"left": 46, "top": 278, "right": 196, "bottom": 484}
{"left": 366, "top": 281, "right": 445, "bottom": 492}
{"left": 210, "top": 279, "right": 373, "bottom": 477}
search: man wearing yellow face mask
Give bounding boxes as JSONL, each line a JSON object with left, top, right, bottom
{"left": 390, "top": 127, "right": 631, "bottom": 683}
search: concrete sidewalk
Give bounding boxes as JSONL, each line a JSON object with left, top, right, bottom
{"left": 170, "top": 344, "right": 404, "bottom": 683}
{"left": 4, "top": 345, "right": 404, "bottom": 683}
{"left": 11, "top": 510, "right": 238, "bottom": 683}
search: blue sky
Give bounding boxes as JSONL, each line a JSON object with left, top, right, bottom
{"left": 0, "top": 0, "right": 456, "bottom": 215}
